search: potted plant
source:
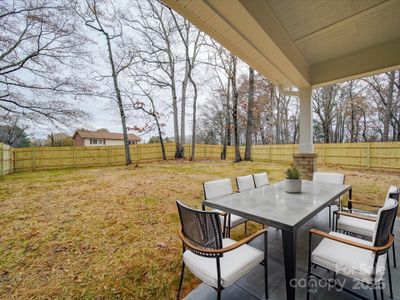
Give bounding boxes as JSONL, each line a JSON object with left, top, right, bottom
{"left": 285, "top": 166, "right": 302, "bottom": 193}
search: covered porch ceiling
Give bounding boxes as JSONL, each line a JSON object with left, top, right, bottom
{"left": 163, "top": 0, "right": 400, "bottom": 89}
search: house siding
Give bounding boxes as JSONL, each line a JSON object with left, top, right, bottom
{"left": 83, "top": 139, "right": 138, "bottom": 146}
{"left": 73, "top": 134, "right": 85, "bottom": 146}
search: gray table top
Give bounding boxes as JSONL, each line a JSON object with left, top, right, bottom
{"left": 203, "top": 180, "right": 351, "bottom": 231}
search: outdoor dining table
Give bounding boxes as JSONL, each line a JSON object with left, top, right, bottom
{"left": 203, "top": 180, "right": 352, "bottom": 300}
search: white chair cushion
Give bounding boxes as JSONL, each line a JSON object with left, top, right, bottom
{"left": 253, "top": 172, "right": 269, "bottom": 188}
{"left": 336, "top": 215, "right": 375, "bottom": 237}
{"left": 313, "top": 172, "right": 344, "bottom": 185}
{"left": 212, "top": 209, "right": 247, "bottom": 228}
{"left": 386, "top": 185, "right": 399, "bottom": 200}
{"left": 183, "top": 238, "right": 264, "bottom": 288}
{"left": 204, "top": 179, "right": 233, "bottom": 200}
{"left": 312, "top": 231, "right": 386, "bottom": 284}
{"left": 236, "top": 175, "right": 255, "bottom": 192}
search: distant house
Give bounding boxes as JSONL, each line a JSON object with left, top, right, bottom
{"left": 72, "top": 130, "right": 141, "bottom": 146}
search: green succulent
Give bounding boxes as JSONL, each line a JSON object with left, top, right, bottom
{"left": 285, "top": 166, "right": 300, "bottom": 179}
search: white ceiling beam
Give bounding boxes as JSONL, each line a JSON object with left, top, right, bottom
{"left": 236, "top": 0, "right": 310, "bottom": 86}
{"left": 311, "top": 38, "right": 400, "bottom": 87}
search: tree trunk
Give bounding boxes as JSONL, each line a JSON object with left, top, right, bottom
{"left": 275, "top": 88, "right": 280, "bottom": 144}
{"left": 155, "top": 117, "right": 166, "bottom": 160}
{"left": 230, "top": 54, "right": 241, "bottom": 162}
{"left": 383, "top": 71, "right": 395, "bottom": 141}
{"left": 106, "top": 34, "right": 131, "bottom": 165}
{"left": 190, "top": 74, "right": 198, "bottom": 161}
{"left": 244, "top": 67, "right": 254, "bottom": 161}
{"left": 180, "top": 61, "right": 189, "bottom": 157}
{"left": 171, "top": 84, "right": 183, "bottom": 158}
{"left": 222, "top": 62, "right": 232, "bottom": 160}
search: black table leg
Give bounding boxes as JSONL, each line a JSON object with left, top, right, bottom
{"left": 282, "top": 229, "right": 297, "bottom": 300}
{"left": 348, "top": 187, "right": 353, "bottom": 212}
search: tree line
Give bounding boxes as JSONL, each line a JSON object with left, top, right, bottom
{"left": 1, "top": 1, "right": 399, "bottom": 165}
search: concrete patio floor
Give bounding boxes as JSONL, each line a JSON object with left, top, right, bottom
{"left": 184, "top": 209, "right": 400, "bottom": 300}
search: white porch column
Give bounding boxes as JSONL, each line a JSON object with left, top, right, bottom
{"left": 293, "top": 87, "right": 317, "bottom": 180}
{"left": 298, "top": 87, "right": 314, "bottom": 153}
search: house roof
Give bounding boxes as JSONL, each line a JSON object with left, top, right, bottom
{"left": 163, "top": 0, "right": 400, "bottom": 88}
{"left": 73, "top": 130, "right": 141, "bottom": 141}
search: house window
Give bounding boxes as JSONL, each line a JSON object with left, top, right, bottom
{"left": 90, "top": 139, "right": 106, "bottom": 145}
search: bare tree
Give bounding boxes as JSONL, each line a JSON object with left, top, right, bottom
{"left": 170, "top": 11, "right": 203, "bottom": 160}
{"left": 0, "top": 117, "right": 30, "bottom": 147}
{"left": 205, "top": 41, "right": 233, "bottom": 159}
{"left": 363, "top": 71, "right": 398, "bottom": 141}
{"left": 0, "top": 0, "right": 87, "bottom": 128}
{"left": 384, "top": 71, "right": 395, "bottom": 141}
{"left": 230, "top": 53, "right": 242, "bottom": 162}
{"left": 313, "top": 85, "right": 338, "bottom": 143}
{"left": 125, "top": 0, "right": 182, "bottom": 158}
{"left": 244, "top": 67, "right": 254, "bottom": 160}
{"left": 123, "top": 80, "right": 167, "bottom": 160}
{"left": 76, "top": 0, "right": 133, "bottom": 165}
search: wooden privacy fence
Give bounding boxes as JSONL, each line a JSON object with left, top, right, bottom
{"left": 12, "top": 143, "right": 177, "bottom": 172}
{"left": 0, "top": 143, "right": 14, "bottom": 176}
{"left": 1, "top": 142, "right": 400, "bottom": 174}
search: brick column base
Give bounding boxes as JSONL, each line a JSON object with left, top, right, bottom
{"left": 293, "top": 153, "right": 318, "bottom": 180}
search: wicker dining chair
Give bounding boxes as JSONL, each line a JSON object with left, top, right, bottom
{"left": 253, "top": 172, "right": 269, "bottom": 188}
{"left": 176, "top": 201, "right": 268, "bottom": 300}
{"left": 236, "top": 175, "right": 255, "bottom": 192}
{"left": 334, "top": 185, "right": 399, "bottom": 269}
{"left": 313, "top": 172, "right": 345, "bottom": 228}
{"left": 307, "top": 198, "right": 398, "bottom": 300}
{"left": 203, "top": 179, "right": 247, "bottom": 237}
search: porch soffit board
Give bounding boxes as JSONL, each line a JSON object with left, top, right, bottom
{"left": 163, "top": 0, "right": 400, "bottom": 89}
{"left": 267, "top": 0, "right": 388, "bottom": 42}
{"left": 293, "top": 0, "right": 400, "bottom": 65}
{"left": 311, "top": 38, "right": 400, "bottom": 87}
{"left": 162, "top": 0, "right": 310, "bottom": 88}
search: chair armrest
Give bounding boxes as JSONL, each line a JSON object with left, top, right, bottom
{"left": 179, "top": 228, "right": 268, "bottom": 254}
{"left": 201, "top": 203, "right": 227, "bottom": 217}
{"left": 309, "top": 229, "right": 393, "bottom": 253}
{"left": 334, "top": 211, "right": 377, "bottom": 222}
{"left": 218, "top": 211, "right": 227, "bottom": 217}
{"left": 348, "top": 200, "right": 382, "bottom": 209}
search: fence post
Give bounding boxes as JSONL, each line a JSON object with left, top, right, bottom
{"left": 32, "top": 148, "right": 36, "bottom": 171}
{"left": 12, "top": 147, "right": 15, "bottom": 173}
{"left": 0, "top": 143, "right": 3, "bottom": 177}
{"left": 73, "top": 147, "right": 76, "bottom": 168}
{"left": 136, "top": 143, "right": 140, "bottom": 166}
{"left": 269, "top": 145, "right": 271, "bottom": 161}
{"left": 366, "top": 143, "right": 370, "bottom": 169}
{"left": 108, "top": 146, "right": 111, "bottom": 166}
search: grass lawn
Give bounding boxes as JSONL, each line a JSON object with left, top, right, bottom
{"left": 1, "top": 160, "right": 399, "bottom": 299}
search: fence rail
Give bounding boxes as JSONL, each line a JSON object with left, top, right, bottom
{"left": 1, "top": 142, "right": 400, "bottom": 175}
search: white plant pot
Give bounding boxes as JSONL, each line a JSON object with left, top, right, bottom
{"left": 285, "top": 179, "right": 302, "bottom": 193}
